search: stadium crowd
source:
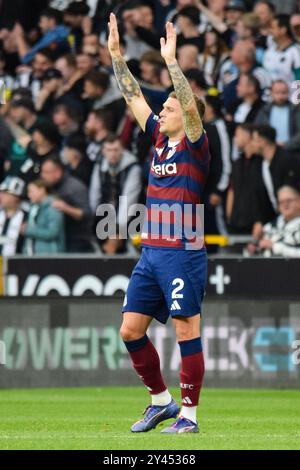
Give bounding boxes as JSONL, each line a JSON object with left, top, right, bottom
{"left": 1, "top": 0, "right": 300, "bottom": 256}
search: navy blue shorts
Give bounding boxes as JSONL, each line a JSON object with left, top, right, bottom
{"left": 122, "top": 247, "right": 207, "bottom": 324}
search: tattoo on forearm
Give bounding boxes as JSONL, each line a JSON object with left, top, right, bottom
{"left": 112, "top": 56, "right": 142, "bottom": 102}
{"left": 167, "top": 63, "right": 195, "bottom": 109}
{"left": 167, "top": 62, "right": 203, "bottom": 141}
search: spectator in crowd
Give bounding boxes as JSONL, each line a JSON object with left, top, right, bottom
{"left": 0, "top": 176, "right": 27, "bottom": 255}
{"left": 35, "top": 68, "right": 64, "bottom": 113}
{"left": 263, "top": 14, "right": 300, "bottom": 83}
{"left": 0, "top": 116, "right": 13, "bottom": 181}
{"left": 55, "top": 54, "right": 84, "bottom": 99}
{"left": 203, "top": 94, "right": 231, "bottom": 244}
{"left": 89, "top": 134, "right": 142, "bottom": 255}
{"left": 63, "top": 134, "right": 93, "bottom": 187}
{"left": 52, "top": 102, "right": 82, "bottom": 138}
{"left": 41, "top": 157, "right": 93, "bottom": 253}
{"left": 254, "top": 0, "right": 276, "bottom": 49}
{"left": 4, "top": 98, "right": 41, "bottom": 177}
{"left": 15, "top": 48, "right": 55, "bottom": 99}
{"left": 84, "top": 109, "right": 112, "bottom": 163}
{"left": 198, "top": 30, "right": 230, "bottom": 87}
{"left": 227, "top": 123, "right": 263, "bottom": 234}
{"left": 270, "top": 0, "right": 297, "bottom": 15}
{"left": 19, "top": 119, "right": 61, "bottom": 184}
{"left": 121, "top": 3, "right": 155, "bottom": 60}
{"left": 185, "top": 68, "right": 209, "bottom": 98}
{"left": 175, "top": 6, "right": 204, "bottom": 52}
{"left": 228, "top": 73, "right": 264, "bottom": 124}
{"left": 250, "top": 125, "right": 300, "bottom": 239}
{"left": 290, "top": 14, "right": 300, "bottom": 43}
{"left": 139, "top": 51, "right": 169, "bottom": 113}
{"left": 75, "top": 50, "right": 98, "bottom": 79}
{"left": 63, "top": 0, "right": 91, "bottom": 52}
{"left": 219, "top": 39, "right": 271, "bottom": 109}
{"left": 235, "top": 13, "right": 261, "bottom": 42}
{"left": 83, "top": 70, "right": 125, "bottom": 130}
{"left": 247, "top": 185, "right": 300, "bottom": 257}
{"left": 177, "top": 44, "right": 200, "bottom": 72}
{"left": 197, "top": 0, "right": 245, "bottom": 48}
{"left": 82, "top": 34, "right": 101, "bottom": 57}
{"left": 117, "top": 106, "right": 152, "bottom": 171}
{"left": 14, "top": 8, "right": 70, "bottom": 65}
{"left": 121, "top": 3, "right": 161, "bottom": 52}
{"left": 255, "top": 80, "right": 300, "bottom": 154}
{"left": 23, "top": 178, "right": 65, "bottom": 254}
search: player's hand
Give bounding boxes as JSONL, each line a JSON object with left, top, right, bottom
{"left": 108, "top": 12, "right": 121, "bottom": 57}
{"left": 160, "top": 22, "right": 177, "bottom": 64}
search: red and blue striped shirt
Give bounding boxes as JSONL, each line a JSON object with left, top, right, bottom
{"left": 141, "top": 113, "right": 210, "bottom": 250}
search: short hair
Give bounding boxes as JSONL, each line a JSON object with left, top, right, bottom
{"left": 168, "top": 91, "right": 206, "bottom": 120}
{"left": 274, "top": 14, "right": 293, "bottom": 38}
{"left": 255, "top": 1, "right": 276, "bottom": 14}
{"left": 205, "top": 95, "right": 223, "bottom": 118}
{"left": 177, "top": 6, "right": 200, "bottom": 26}
{"left": 277, "top": 185, "right": 300, "bottom": 198}
{"left": 103, "top": 133, "right": 121, "bottom": 145}
{"left": 64, "top": 134, "right": 87, "bottom": 157}
{"left": 90, "top": 109, "right": 113, "bottom": 130}
{"left": 253, "top": 124, "right": 276, "bottom": 143}
{"left": 140, "top": 50, "right": 165, "bottom": 66}
{"left": 271, "top": 79, "right": 289, "bottom": 89}
{"left": 40, "top": 8, "right": 62, "bottom": 24}
{"left": 29, "top": 178, "right": 51, "bottom": 193}
{"left": 52, "top": 102, "right": 82, "bottom": 124}
{"left": 35, "top": 47, "right": 56, "bottom": 63}
{"left": 59, "top": 53, "right": 77, "bottom": 68}
{"left": 236, "top": 122, "right": 255, "bottom": 133}
{"left": 34, "top": 120, "right": 61, "bottom": 146}
{"left": 41, "top": 156, "right": 65, "bottom": 171}
{"left": 84, "top": 70, "right": 110, "bottom": 90}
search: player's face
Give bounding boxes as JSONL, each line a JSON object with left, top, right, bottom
{"left": 159, "top": 97, "right": 184, "bottom": 137}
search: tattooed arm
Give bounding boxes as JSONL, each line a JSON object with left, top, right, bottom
{"left": 160, "top": 22, "right": 203, "bottom": 142}
{"left": 108, "top": 13, "right": 151, "bottom": 131}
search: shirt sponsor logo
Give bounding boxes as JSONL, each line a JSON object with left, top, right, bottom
{"left": 151, "top": 161, "right": 177, "bottom": 177}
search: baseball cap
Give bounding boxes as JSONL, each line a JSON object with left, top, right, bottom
{"left": 0, "top": 177, "right": 25, "bottom": 197}
{"left": 225, "top": 0, "right": 246, "bottom": 11}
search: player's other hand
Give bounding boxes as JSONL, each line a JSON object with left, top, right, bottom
{"left": 160, "top": 22, "right": 177, "bottom": 64}
{"left": 108, "top": 12, "right": 121, "bottom": 57}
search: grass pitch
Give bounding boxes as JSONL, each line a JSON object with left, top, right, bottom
{"left": 0, "top": 387, "right": 299, "bottom": 450}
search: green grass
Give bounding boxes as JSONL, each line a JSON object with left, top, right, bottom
{"left": 0, "top": 387, "right": 299, "bottom": 450}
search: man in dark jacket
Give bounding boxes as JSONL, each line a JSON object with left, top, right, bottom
{"left": 250, "top": 125, "right": 300, "bottom": 239}
{"left": 255, "top": 79, "right": 300, "bottom": 155}
{"left": 89, "top": 134, "right": 142, "bottom": 254}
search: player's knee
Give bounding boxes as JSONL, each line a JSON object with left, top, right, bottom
{"left": 173, "top": 316, "right": 200, "bottom": 342}
{"left": 120, "top": 324, "right": 141, "bottom": 342}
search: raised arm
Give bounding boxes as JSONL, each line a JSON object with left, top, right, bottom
{"left": 160, "top": 22, "right": 203, "bottom": 143}
{"left": 108, "top": 13, "right": 152, "bottom": 131}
